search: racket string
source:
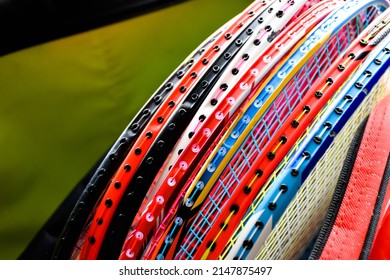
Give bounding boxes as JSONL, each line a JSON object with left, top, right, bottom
{"left": 257, "top": 65, "right": 390, "bottom": 261}
{"left": 175, "top": 4, "right": 381, "bottom": 260}
{"left": 141, "top": 0, "right": 322, "bottom": 260}
{"left": 222, "top": 7, "right": 389, "bottom": 260}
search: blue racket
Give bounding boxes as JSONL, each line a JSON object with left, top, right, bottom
{"left": 226, "top": 29, "right": 390, "bottom": 260}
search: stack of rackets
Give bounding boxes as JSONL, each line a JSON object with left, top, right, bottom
{"left": 25, "top": 0, "right": 390, "bottom": 260}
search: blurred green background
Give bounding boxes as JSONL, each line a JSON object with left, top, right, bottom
{"left": 0, "top": 0, "right": 252, "bottom": 259}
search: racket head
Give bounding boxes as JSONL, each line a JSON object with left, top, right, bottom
{"left": 174, "top": 0, "right": 388, "bottom": 260}
{"left": 256, "top": 68, "right": 390, "bottom": 260}
{"left": 86, "top": 0, "right": 280, "bottom": 260}
{"left": 155, "top": 0, "right": 310, "bottom": 189}
{"left": 120, "top": 0, "right": 315, "bottom": 261}
{"left": 146, "top": 0, "right": 354, "bottom": 260}
{"left": 74, "top": 0, "right": 272, "bottom": 260}
{"left": 225, "top": 32, "right": 390, "bottom": 260}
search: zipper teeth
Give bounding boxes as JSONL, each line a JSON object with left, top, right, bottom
{"left": 360, "top": 153, "right": 390, "bottom": 259}
{"left": 309, "top": 117, "right": 368, "bottom": 260}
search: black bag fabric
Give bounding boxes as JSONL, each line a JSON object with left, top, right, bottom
{"left": 0, "top": 0, "right": 186, "bottom": 56}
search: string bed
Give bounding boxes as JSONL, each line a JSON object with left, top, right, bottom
{"left": 198, "top": 6, "right": 388, "bottom": 260}
{"left": 91, "top": 0, "right": 287, "bottom": 260}
{"left": 146, "top": 0, "right": 342, "bottom": 260}
{"left": 175, "top": 0, "right": 386, "bottom": 260}
{"left": 256, "top": 68, "right": 390, "bottom": 260}
{"left": 153, "top": 2, "right": 326, "bottom": 202}
{"left": 119, "top": 0, "right": 306, "bottom": 260}
{"left": 156, "top": 0, "right": 309, "bottom": 188}
{"left": 212, "top": 3, "right": 383, "bottom": 209}
{"left": 124, "top": 0, "right": 335, "bottom": 261}
{"left": 224, "top": 32, "right": 390, "bottom": 260}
